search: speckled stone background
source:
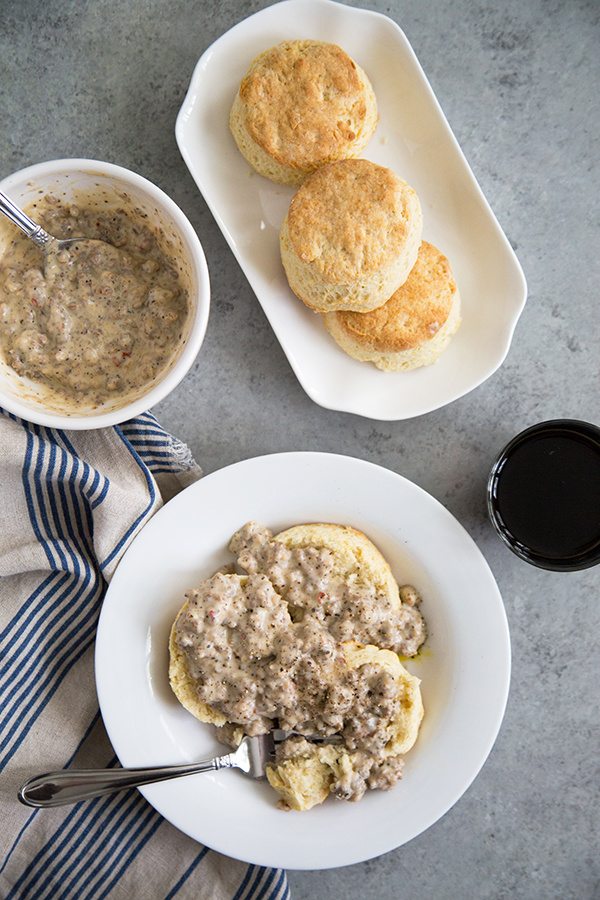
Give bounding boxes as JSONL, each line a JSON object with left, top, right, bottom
{"left": 1, "top": 0, "right": 599, "bottom": 897}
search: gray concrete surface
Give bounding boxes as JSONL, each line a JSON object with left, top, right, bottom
{"left": 1, "top": 0, "right": 599, "bottom": 897}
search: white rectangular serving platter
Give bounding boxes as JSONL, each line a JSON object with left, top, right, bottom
{"left": 176, "top": 0, "right": 527, "bottom": 421}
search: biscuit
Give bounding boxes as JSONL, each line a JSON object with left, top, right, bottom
{"left": 168, "top": 524, "right": 401, "bottom": 727}
{"left": 169, "top": 596, "right": 233, "bottom": 728}
{"left": 280, "top": 159, "right": 422, "bottom": 312}
{"left": 323, "top": 241, "right": 461, "bottom": 370}
{"left": 229, "top": 40, "right": 378, "bottom": 185}
{"left": 266, "top": 641, "right": 423, "bottom": 811}
{"left": 274, "top": 522, "right": 401, "bottom": 608}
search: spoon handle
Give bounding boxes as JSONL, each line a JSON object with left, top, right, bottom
{"left": 0, "top": 189, "right": 53, "bottom": 247}
{"left": 18, "top": 754, "right": 236, "bottom": 808}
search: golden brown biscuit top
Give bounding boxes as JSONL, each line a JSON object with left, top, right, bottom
{"left": 239, "top": 40, "right": 370, "bottom": 170}
{"left": 333, "top": 242, "right": 457, "bottom": 351}
{"left": 287, "top": 159, "right": 417, "bottom": 282}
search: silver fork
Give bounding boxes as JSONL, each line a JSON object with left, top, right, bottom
{"left": 18, "top": 733, "right": 276, "bottom": 809}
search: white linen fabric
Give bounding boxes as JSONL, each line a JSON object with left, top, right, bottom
{"left": 0, "top": 408, "right": 289, "bottom": 900}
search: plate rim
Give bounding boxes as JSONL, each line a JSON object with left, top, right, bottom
{"left": 95, "top": 450, "right": 511, "bottom": 869}
{"left": 174, "top": 0, "right": 528, "bottom": 422}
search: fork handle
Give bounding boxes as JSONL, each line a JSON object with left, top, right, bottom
{"left": 18, "top": 754, "right": 235, "bottom": 808}
{"left": 0, "top": 189, "right": 53, "bottom": 247}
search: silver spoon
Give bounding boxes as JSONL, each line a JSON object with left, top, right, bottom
{"left": 0, "top": 188, "right": 103, "bottom": 253}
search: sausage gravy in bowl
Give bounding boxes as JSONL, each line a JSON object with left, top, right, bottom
{"left": 1, "top": 195, "right": 190, "bottom": 408}
{"left": 0, "top": 159, "right": 210, "bottom": 428}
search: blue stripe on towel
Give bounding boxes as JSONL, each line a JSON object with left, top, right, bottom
{"left": 122, "top": 448, "right": 174, "bottom": 459}
{"left": 86, "top": 465, "right": 99, "bottom": 497}
{"left": 0, "top": 572, "right": 90, "bottom": 699}
{"left": 121, "top": 428, "right": 173, "bottom": 439}
{"left": 34, "top": 430, "right": 69, "bottom": 572}
{"left": 99, "top": 427, "right": 156, "bottom": 571}
{"left": 267, "top": 869, "right": 287, "bottom": 900}
{"left": 45, "top": 434, "right": 82, "bottom": 576}
{"left": 125, "top": 412, "right": 161, "bottom": 428}
{"left": 126, "top": 435, "right": 171, "bottom": 446}
{"left": 71, "top": 798, "right": 161, "bottom": 899}
{"left": 0, "top": 428, "right": 105, "bottom": 768}
{"left": 6, "top": 757, "right": 119, "bottom": 899}
{"left": 0, "top": 571, "right": 58, "bottom": 642}
{"left": 30, "top": 791, "right": 141, "bottom": 900}
{"left": 91, "top": 476, "right": 110, "bottom": 509}
{"left": 0, "top": 571, "right": 69, "bottom": 667}
{"left": 0, "top": 710, "right": 102, "bottom": 879}
{"left": 233, "top": 865, "right": 257, "bottom": 900}
{"left": 57, "top": 450, "right": 93, "bottom": 559}
{"left": 133, "top": 458, "right": 187, "bottom": 473}
{"left": 164, "top": 846, "right": 211, "bottom": 899}
{"left": 92, "top": 805, "right": 163, "bottom": 900}
{"left": 119, "top": 414, "right": 195, "bottom": 476}
{"left": 0, "top": 622, "right": 98, "bottom": 769}
{"left": 0, "top": 587, "right": 100, "bottom": 759}
{"left": 244, "top": 866, "right": 271, "bottom": 899}
{"left": 21, "top": 429, "right": 56, "bottom": 569}
{"left": 255, "top": 867, "right": 280, "bottom": 900}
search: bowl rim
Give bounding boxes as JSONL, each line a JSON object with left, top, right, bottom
{"left": 0, "top": 157, "right": 210, "bottom": 430}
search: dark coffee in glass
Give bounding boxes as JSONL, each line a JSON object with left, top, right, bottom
{"left": 487, "top": 420, "right": 600, "bottom": 571}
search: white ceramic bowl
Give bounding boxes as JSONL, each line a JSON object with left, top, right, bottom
{"left": 0, "top": 159, "right": 210, "bottom": 429}
{"left": 96, "top": 452, "right": 510, "bottom": 869}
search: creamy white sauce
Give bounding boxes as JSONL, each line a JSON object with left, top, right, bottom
{"left": 174, "top": 522, "right": 427, "bottom": 801}
{"left": 0, "top": 194, "right": 189, "bottom": 408}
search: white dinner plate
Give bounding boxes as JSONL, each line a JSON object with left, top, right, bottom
{"left": 96, "top": 452, "right": 510, "bottom": 869}
{"left": 175, "top": 0, "right": 527, "bottom": 421}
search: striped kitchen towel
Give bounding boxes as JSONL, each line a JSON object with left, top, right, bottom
{"left": 0, "top": 408, "right": 289, "bottom": 900}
